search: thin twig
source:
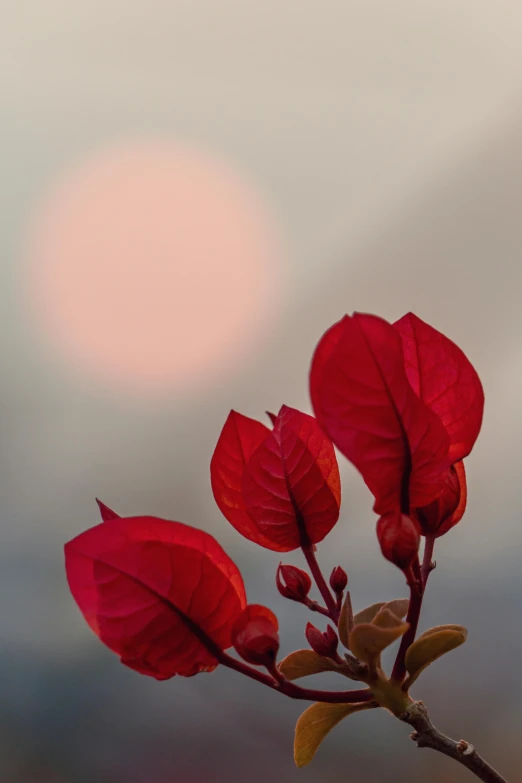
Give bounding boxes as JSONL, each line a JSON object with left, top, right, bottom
{"left": 391, "top": 558, "right": 422, "bottom": 682}
{"left": 217, "top": 650, "right": 373, "bottom": 703}
{"left": 391, "top": 536, "right": 437, "bottom": 682}
{"left": 421, "top": 533, "right": 435, "bottom": 588}
{"left": 301, "top": 542, "right": 338, "bottom": 620}
{"left": 402, "top": 701, "right": 509, "bottom": 783}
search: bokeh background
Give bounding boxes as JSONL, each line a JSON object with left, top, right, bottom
{"left": 2, "top": 2, "right": 522, "bottom": 781}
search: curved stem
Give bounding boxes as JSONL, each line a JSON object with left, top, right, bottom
{"left": 402, "top": 701, "right": 509, "bottom": 783}
{"left": 301, "top": 542, "right": 338, "bottom": 620}
{"left": 218, "top": 650, "right": 372, "bottom": 703}
{"left": 280, "top": 680, "right": 373, "bottom": 704}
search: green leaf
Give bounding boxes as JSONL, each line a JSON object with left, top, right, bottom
{"left": 338, "top": 592, "right": 354, "bottom": 648}
{"left": 349, "top": 620, "right": 409, "bottom": 664}
{"left": 278, "top": 649, "right": 337, "bottom": 681}
{"left": 405, "top": 625, "right": 467, "bottom": 686}
{"left": 294, "top": 700, "right": 375, "bottom": 767}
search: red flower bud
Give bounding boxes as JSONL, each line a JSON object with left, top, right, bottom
{"left": 305, "top": 622, "right": 339, "bottom": 659}
{"left": 231, "top": 605, "right": 279, "bottom": 667}
{"left": 276, "top": 564, "right": 312, "bottom": 602}
{"left": 377, "top": 511, "right": 420, "bottom": 571}
{"left": 329, "top": 566, "right": 348, "bottom": 594}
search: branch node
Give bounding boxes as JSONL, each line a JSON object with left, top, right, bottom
{"left": 456, "top": 739, "right": 475, "bottom": 757}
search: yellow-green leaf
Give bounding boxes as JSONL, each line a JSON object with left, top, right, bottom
{"left": 338, "top": 592, "right": 354, "bottom": 648}
{"left": 372, "top": 607, "right": 406, "bottom": 630}
{"left": 405, "top": 625, "right": 467, "bottom": 686}
{"left": 381, "top": 598, "right": 409, "bottom": 620}
{"left": 349, "top": 621, "right": 409, "bottom": 664}
{"left": 352, "top": 598, "right": 408, "bottom": 628}
{"left": 278, "top": 650, "right": 337, "bottom": 681}
{"left": 413, "top": 623, "right": 466, "bottom": 639}
{"left": 353, "top": 601, "right": 385, "bottom": 626}
{"left": 294, "top": 700, "right": 375, "bottom": 767}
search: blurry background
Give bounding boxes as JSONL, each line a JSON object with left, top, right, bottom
{"left": 2, "top": 1, "right": 522, "bottom": 781}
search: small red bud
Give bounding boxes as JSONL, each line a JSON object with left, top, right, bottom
{"left": 232, "top": 605, "right": 280, "bottom": 667}
{"left": 276, "top": 563, "right": 312, "bottom": 602}
{"left": 329, "top": 565, "right": 348, "bottom": 594}
{"left": 96, "top": 498, "right": 120, "bottom": 522}
{"left": 305, "top": 622, "right": 339, "bottom": 659}
{"left": 377, "top": 511, "right": 420, "bottom": 571}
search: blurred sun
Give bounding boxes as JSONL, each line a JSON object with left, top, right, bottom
{"left": 24, "top": 141, "right": 283, "bottom": 397}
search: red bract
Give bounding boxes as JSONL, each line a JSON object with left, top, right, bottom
{"left": 231, "top": 604, "right": 279, "bottom": 666}
{"left": 377, "top": 511, "right": 421, "bottom": 571}
{"left": 394, "top": 314, "right": 484, "bottom": 464}
{"left": 241, "top": 405, "right": 341, "bottom": 550}
{"left": 210, "top": 411, "right": 288, "bottom": 551}
{"left": 65, "top": 516, "right": 246, "bottom": 679}
{"left": 310, "top": 314, "right": 450, "bottom": 515}
{"left": 414, "top": 460, "right": 467, "bottom": 538}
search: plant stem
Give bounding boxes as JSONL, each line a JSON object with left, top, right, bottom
{"left": 304, "top": 597, "right": 331, "bottom": 618}
{"left": 391, "top": 535, "right": 437, "bottom": 683}
{"left": 301, "top": 542, "right": 338, "bottom": 620}
{"left": 390, "top": 564, "right": 422, "bottom": 682}
{"left": 218, "top": 650, "right": 373, "bottom": 703}
{"left": 402, "top": 701, "right": 510, "bottom": 783}
{"left": 421, "top": 533, "right": 435, "bottom": 587}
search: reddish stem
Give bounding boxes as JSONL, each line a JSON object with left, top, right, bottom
{"left": 304, "top": 598, "right": 331, "bottom": 618}
{"left": 391, "top": 536, "right": 437, "bottom": 683}
{"left": 421, "top": 533, "right": 435, "bottom": 587}
{"left": 219, "top": 650, "right": 372, "bottom": 703}
{"left": 301, "top": 542, "right": 338, "bottom": 620}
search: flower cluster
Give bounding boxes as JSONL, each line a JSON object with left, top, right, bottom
{"left": 65, "top": 312, "right": 484, "bottom": 768}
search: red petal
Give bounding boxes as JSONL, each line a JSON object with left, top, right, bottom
{"left": 310, "top": 314, "right": 450, "bottom": 514}
{"left": 96, "top": 498, "right": 120, "bottom": 522}
{"left": 211, "top": 411, "right": 291, "bottom": 552}
{"left": 65, "top": 516, "right": 246, "bottom": 679}
{"left": 241, "top": 406, "right": 341, "bottom": 550}
{"left": 394, "top": 313, "right": 484, "bottom": 463}
{"left": 436, "top": 460, "right": 467, "bottom": 537}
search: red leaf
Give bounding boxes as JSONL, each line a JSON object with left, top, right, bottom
{"left": 310, "top": 314, "right": 450, "bottom": 515}
{"left": 241, "top": 405, "right": 341, "bottom": 550}
{"left": 377, "top": 511, "right": 421, "bottom": 571}
{"left": 394, "top": 313, "right": 484, "bottom": 463}
{"left": 211, "top": 411, "right": 291, "bottom": 552}
{"left": 65, "top": 516, "right": 246, "bottom": 679}
{"left": 231, "top": 604, "right": 279, "bottom": 666}
{"left": 96, "top": 498, "right": 120, "bottom": 522}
